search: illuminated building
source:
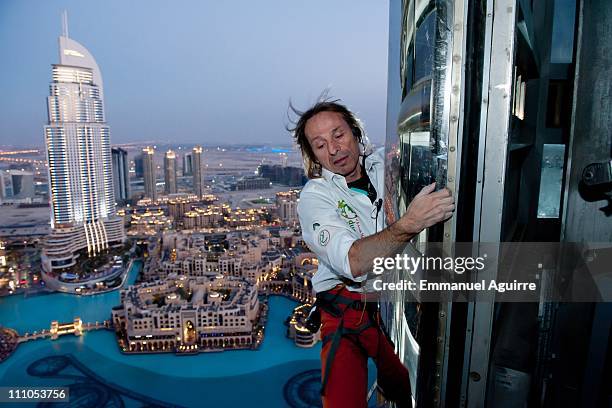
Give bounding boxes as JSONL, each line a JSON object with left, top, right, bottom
{"left": 291, "top": 263, "right": 316, "bottom": 304}
{"left": 127, "top": 208, "right": 172, "bottom": 236}
{"left": 275, "top": 190, "right": 299, "bottom": 224}
{"left": 142, "top": 146, "right": 156, "bottom": 201}
{"left": 0, "top": 240, "right": 8, "bottom": 291}
{"left": 42, "top": 19, "right": 124, "bottom": 276}
{"left": 192, "top": 146, "right": 203, "bottom": 197}
{"left": 111, "top": 275, "right": 260, "bottom": 353}
{"left": 164, "top": 150, "right": 177, "bottom": 194}
{"left": 182, "top": 207, "right": 224, "bottom": 229}
{"left": 287, "top": 304, "right": 319, "bottom": 347}
{"left": 167, "top": 196, "right": 197, "bottom": 218}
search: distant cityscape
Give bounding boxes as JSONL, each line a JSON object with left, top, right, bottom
{"left": 0, "top": 19, "right": 319, "bottom": 373}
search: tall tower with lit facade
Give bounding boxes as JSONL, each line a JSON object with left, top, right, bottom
{"left": 192, "top": 146, "right": 203, "bottom": 197}
{"left": 142, "top": 146, "right": 156, "bottom": 201}
{"left": 42, "top": 18, "right": 124, "bottom": 277}
{"left": 164, "top": 150, "right": 177, "bottom": 194}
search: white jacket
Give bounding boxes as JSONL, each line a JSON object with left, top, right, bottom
{"left": 297, "top": 147, "right": 386, "bottom": 293}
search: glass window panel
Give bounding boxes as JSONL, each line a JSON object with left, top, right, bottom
{"left": 399, "top": 131, "right": 435, "bottom": 206}
{"left": 400, "top": 0, "right": 415, "bottom": 99}
{"left": 414, "top": 10, "right": 436, "bottom": 83}
{"left": 537, "top": 144, "right": 566, "bottom": 218}
{"left": 404, "top": 44, "right": 415, "bottom": 94}
{"left": 550, "top": 0, "right": 576, "bottom": 63}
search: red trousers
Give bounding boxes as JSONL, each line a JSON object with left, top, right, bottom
{"left": 320, "top": 288, "right": 412, "bottom": 408}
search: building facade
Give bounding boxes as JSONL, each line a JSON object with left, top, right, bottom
{"left": 164, "top": 150, "right": 177, "bottom": 194}
{"left": 111, "top": 147, "right": 129, "bottom": 204}
{"left": 275, "top": 190, "right": 299, "bottom": 224}
{"left": 183, "top": 152, "right": 193, "bottom": 176}
{"left": 235, "top": 176, "right": 270, "bottom": 191}
{"left": 42, "top": 29, "right": 124, "bottom": 274}
{"left": 134, "top": 153, "right": 144, "bottom": 178}
{"left": 142, "top": 146, "right": 156, "bottom": 202}
{"left": 0, "top": 170, "right": 35, "bottom": 204}
{"left": 258, "top": 164, "right": 307, "bottom": 186}
{"left": 192, "top": 146, "right": 203, "bottom": 197}
{"left": 111, "top": 275, "right": 260, "bottom": 353}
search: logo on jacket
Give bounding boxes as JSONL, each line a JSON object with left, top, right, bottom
{"left": 318, "top": 229, "right": 330, "bottom": 246}
{"left": 337, "top": 200, "right": 364, "bottom": 237}
{"left": 337, "top": 200, "right": 357, "bottom": 219}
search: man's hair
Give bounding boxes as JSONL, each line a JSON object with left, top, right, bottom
{"left": 287, "top": 98, "right": 365, "bottom": 179}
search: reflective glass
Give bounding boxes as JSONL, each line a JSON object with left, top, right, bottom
{"left": 537, "top": 144, "right": 566, "bottom": 218}
{"left": 414, "top": 11, "right": 436, "bottom": 83}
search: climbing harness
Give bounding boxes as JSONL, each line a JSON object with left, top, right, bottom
{"left": 316, "top": 287, "right": 384, "bottom": 396}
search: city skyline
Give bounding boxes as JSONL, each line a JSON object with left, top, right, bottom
{"left": 0, "top": 0, "right": 389, "bottom": 147}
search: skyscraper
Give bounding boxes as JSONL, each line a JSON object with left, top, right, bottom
{"left": 134, "top": 153, "right": 144, "bottom": 178}
{"left": 192, "top": 146, "right": 203, "bottom": 197}
{"left": 111, "top": 147, "right": 129, "bottom": 204}
{"left": 142, "top": 146, "right": 156, "bottom": 201}
{"left": 164, "top": 150, "right": 177, "bottom": 194}
{"left": 183, "top": 152, "right": 193, "bottom": 176}
{"left": 42, "top": 21, "right": 124, "bottom": 276}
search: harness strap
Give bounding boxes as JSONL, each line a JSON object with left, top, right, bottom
{"left": 317, "top": 288, "right": 378, "bottom": 305}
{"left": 317, "top": 290, "right": 356, "bottom": 306}
{"left": 320, "top": 315, "right": 375, "bottom": 396}
{"left": 321, "top": 317, "right": 345, "bottom": 396}
{"left": 317, "top": 287, "right": 382, "bottom": 396}
{"left": 321, "top": 320, "right": 374, "bottom": 345}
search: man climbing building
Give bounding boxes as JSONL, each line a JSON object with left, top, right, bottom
{"left": 291, "top": 99, "right": 454, "bottom": 407}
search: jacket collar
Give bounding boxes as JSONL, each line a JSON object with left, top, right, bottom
{"left": 320, "top": 151, "right": 382, "bottom": 184}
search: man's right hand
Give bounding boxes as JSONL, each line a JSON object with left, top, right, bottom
{"left": 349, "top": 183, "right": 455, "bottom": 278}
{"left": 396, "top": 182, "right": 455, "bottom": 235}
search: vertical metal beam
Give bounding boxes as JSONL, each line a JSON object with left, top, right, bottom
{"left": 463, "top": 0, "right": 517, "bottom": 407}
{"left": 561, "top": 0, "right": 612, "bottom": 242}
{"left": 386, "top": 0, "right": 404, "bottom": 144}
{"left": 439, "top": 0, "right": 469, "bottom": 405}
{"left": 383, "top": 0, "right": 419, "bottom": 404}
{"left": 560, "top": 0, "right": 612, "bottom": 404}
{"left": 460, "top": 0, "right": 494, "bottom": 404}
{"left": 383, "top": 0, "right": 403, "bottom": 333}
{"left": 444, "top": 0, "right": 468, "bottom": 246}
{"left": 579, "top": 303, "right": 612, "bottom": 407}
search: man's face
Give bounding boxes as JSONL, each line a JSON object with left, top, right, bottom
{"left": 304, "top": 111, "right": 362, "bottom": 183}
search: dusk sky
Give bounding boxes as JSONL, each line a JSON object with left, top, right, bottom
{"left": 0, "top": 0, "right": 389, "bottom": 147}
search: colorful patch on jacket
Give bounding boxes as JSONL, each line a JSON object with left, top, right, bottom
{"left": 337, "top": 199, "right": 364, "bottom": 237}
